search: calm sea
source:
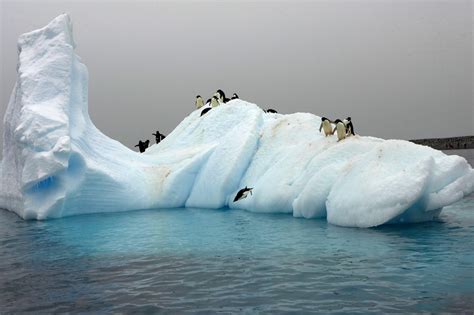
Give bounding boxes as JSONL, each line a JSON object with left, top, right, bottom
{"left": 0, "top": 196, "right": 473, "bottom": 313}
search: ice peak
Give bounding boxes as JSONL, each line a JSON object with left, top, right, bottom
{"left": 18, "top": 14, "right": 75, "bottom": 51}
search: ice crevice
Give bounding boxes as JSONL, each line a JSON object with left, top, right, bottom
{"left": 1, "top": 14, "right": 473, "bottom": 227}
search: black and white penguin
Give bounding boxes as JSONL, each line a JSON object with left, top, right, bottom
{"left": 210, "top": 95, "right": 220, "bottom": 107}
{"left": 195, "top": 95, "right": 204, "bottom": 109}
{"left": 152, "top": 131, "right": 166, "bottom": 144}
{"left": 200, "top": 107, "right": 212, "bottom": 116}
{"left": 233, "top": 186, "right": 254, "bottom": 202}
{"left": 266, "top": 109, "right": 278, "bottom": 113}
{"left": 205, "top": 98, "right": 211, "bottom": 105}
{"left": 319, "top": 117, "right": 334, "bottom": 136}
{"left": 333, "top": 119, "right": 346, "bottom": 142}
{"left": 135, "top": 140, "right": 150, "bottom": 153}
{"left": 343, "top": 117, "right": 355, "bottom": 136}
{"left": 231, "top": 93, "right": 239, "bottom": 100}
{"left": 216, "top": 89, "right": 230, "bottom": 103}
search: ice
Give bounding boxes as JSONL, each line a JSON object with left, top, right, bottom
{"left": 1, "top": 14, "right": 473, "bottom": 227}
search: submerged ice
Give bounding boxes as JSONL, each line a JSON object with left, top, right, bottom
{"left": 1, "top": 14, "right": 473, "bottom": 227}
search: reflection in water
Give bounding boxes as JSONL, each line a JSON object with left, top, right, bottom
{"left": 0, "top": 195, "right": 473, "bottom": 313}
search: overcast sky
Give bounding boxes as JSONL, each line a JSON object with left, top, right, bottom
{"left": 1, "top": 0, "right": 473, "bottom": 150}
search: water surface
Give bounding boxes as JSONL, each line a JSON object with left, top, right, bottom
{"left": 1, "top": 196, "right": 473, "bottom": 313}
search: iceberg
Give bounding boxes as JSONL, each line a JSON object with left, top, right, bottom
{"left": 1, "top": 14, "right": 473, "bottom": 227}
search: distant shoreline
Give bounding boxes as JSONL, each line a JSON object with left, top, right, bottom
{"left": 410, "top": 136, "right": 474, "bottom": 150}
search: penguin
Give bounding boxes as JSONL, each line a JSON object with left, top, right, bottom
{"left": 205, "top": 98, "right": 211, "bottom": 105}
{"left": 333, "top": 119, "right": 346, "bottom": 142}
{"left": 216, "top": 89, "right": 230, "bottom": 103}
{"left": 231, "top": 93, "right": 239, "bottom": 100}
{"left": 233, "top": 186, "right": 253, "bottom": 202}
{"left": 319, "top": 117, "right": 334, "bottom": 136}
{"left": 195, "top": 95, "right": 204, "bottom": 109}
{"left": 343, "top": 117, "right": 355, "bottom": 136}
{"left": 200, "top": 107, "right": 212, "bottom": 116}
{"left": 210, "top": 95, "right": 220, "bottom": 107}
{"left": 152, "top": 131, "right": 166, "bottom": 144}
{"left": 266, "top": 109, "right": 278, "bottom": 113}
{"left": 135, "top": 140, "right": 150, "bottom": 153}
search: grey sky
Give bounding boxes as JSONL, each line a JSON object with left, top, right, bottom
{"left": 1, "top": 0, "right": 473, "bottom": 150}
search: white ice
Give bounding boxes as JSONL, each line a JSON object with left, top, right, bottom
{"left": 1, "top": 14, "right": 473, "bottom": 227}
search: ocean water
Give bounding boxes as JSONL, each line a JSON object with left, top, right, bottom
{"left": 1, "top": 196, "right": 473, "bottom": 313}
{"left": 444, "top": 149, "right": 474, "bottom": 167}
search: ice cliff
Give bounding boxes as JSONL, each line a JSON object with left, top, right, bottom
{"left": 1, "top": 14, "right": 473, "bottom": 227}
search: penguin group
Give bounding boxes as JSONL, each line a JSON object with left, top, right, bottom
{"left": 319, "top": 116, "right": 356, "bottom": 141}
{"left": 195, "top": 89, "right": 240, "bottom": 116}
{"left": 195, "top": 90, "right": 282, "bottom": 117}
{"left": 134, "top": 130, "right": 167, "bottom": 153}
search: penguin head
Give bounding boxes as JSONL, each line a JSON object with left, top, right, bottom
{"left": 321, "top": 117, "right": 328, "bottom": 121}
{"left": 232, "top": 93, "right": 239, "bottom": 98}
{"left": 334, "top": 119, "right": 342, "bottom": 124}
{"left": 196, "top": 95, "right": 202, "bottom": 99}
{"left": 346, "top": 117, "right": 351, "bottom": 121}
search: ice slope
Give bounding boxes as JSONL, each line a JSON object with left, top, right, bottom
{"left": 1, "top": 14, "right": 473, "bottom": 227}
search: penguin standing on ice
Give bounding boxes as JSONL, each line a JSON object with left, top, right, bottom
{"left": 333, "top": 119, "right": 347, "bottom": 142}
{"left": 152, "top": 131, "right": 166, "bottom": 144}
{"left": 231, "top": 93, "right": 239, "bottom": 100}
{"left": 233, "top": 186, "right": 254, "bottom": 202}
{"left": 210, "top": 95, "right": 220, "bottom": 107}
{"left": 343, "top": 117, "right": 355, "bottom": 136}
{"left": 195, "top": 95, "right": 204, "bottom": 109}
{"left": 135, "top": 140, "right": 150, "bottom": 153}
{"left": 216, "top": 89, "right": 230, "bottom": 103}
{"left": 319, "top": 117, "right": 334, "bottom": 136}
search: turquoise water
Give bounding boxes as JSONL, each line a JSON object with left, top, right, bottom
{"left": 1, "top": 196, "right": 473, "bottom": 313}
